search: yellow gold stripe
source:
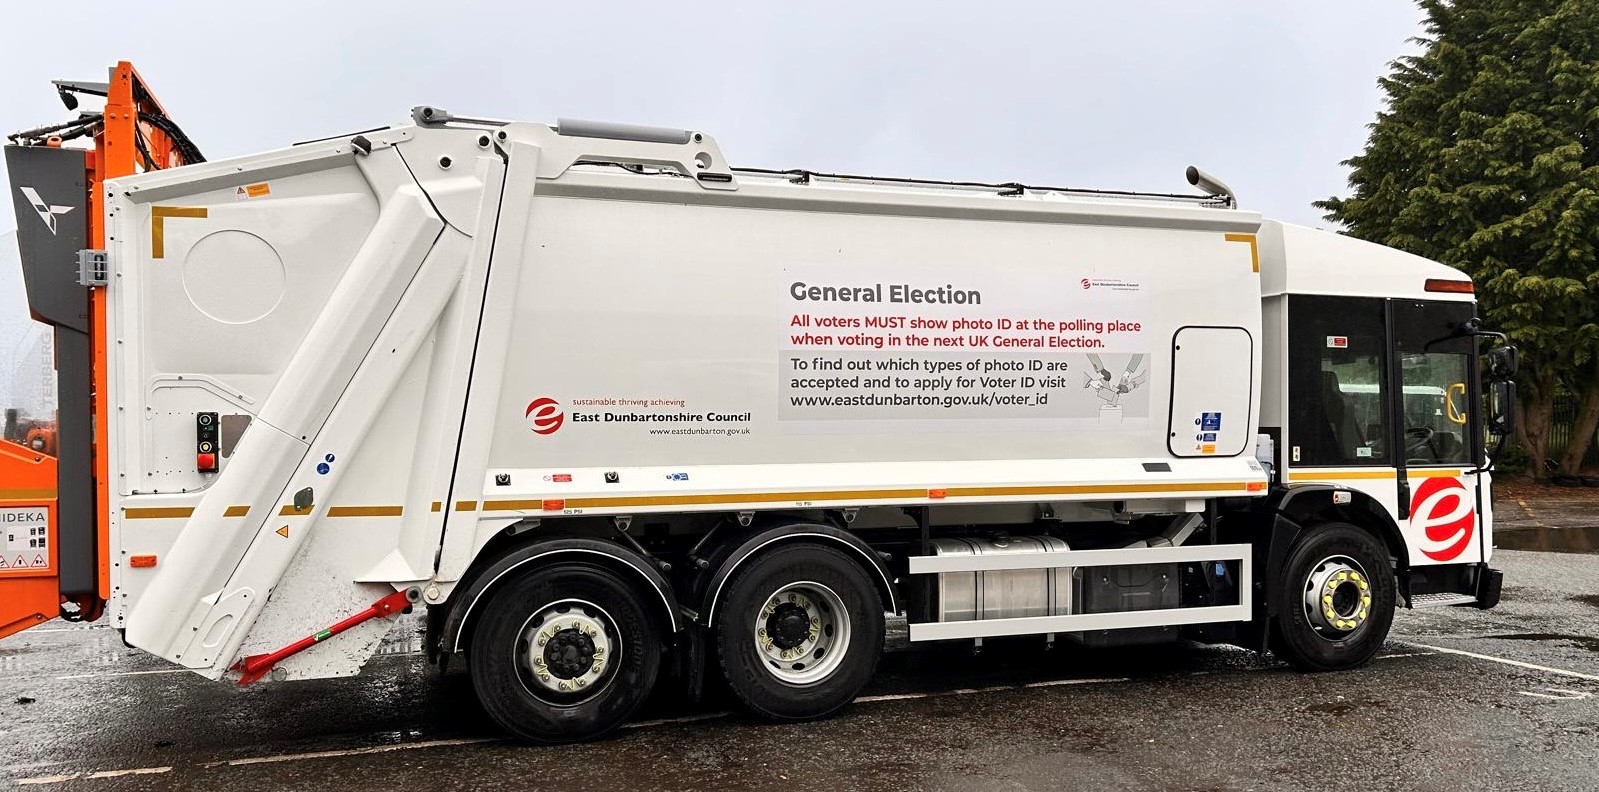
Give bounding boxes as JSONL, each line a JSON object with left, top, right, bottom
{"left": 124, "top": 507, "right": 195, "bottom": 519}
{"left": 1224, "top": 232, "right": 1260, "bottom": 273}
{"left": 481, "top": 481, "right": 1254, "bottom": 512}
{"left": 1407, "top": 469, "right": 1466, "bottom": 479}
{"left": 431, "top": 501, "right": 443, "bottom": 512}
{"left": 0, "top": 488, "right": 56, "bottom": 500}
{"left": 1288, "top": 470, "right": 1395, "bottom": 481}
{"left": 944, "top": 482, "right": 1244, "bottom": 498}
{"left": 223, "top": 505, "right": 250, "bottom": 518}
{"left": 455, "top": 500, "right": 478, "bottom": 511}
{"left": 279, "top": 505, "right": 312, "bottom": 516}
{"left": 326, "top": 505, "right": 403, "bottom": 517}
{"left": 150, "top": 206, "right": 208, "bottom": 259}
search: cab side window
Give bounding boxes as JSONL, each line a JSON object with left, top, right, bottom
{"left": 1391, "top": 300, "right": 1476, "bottom": 466}
{"left": 1287, "top": 296, "right": 1390, "bottom": 466}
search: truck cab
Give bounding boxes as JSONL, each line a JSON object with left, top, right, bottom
{"left": 1260, "top": 221, "right": 1506, "bottom": 608}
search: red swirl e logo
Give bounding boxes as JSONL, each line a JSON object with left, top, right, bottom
{"left": 1410, "top": 476, "right": 1474, "bottom": 562}
{"left": 1080, "top": 278, "right": 1091, "bottom": 289}
{"left": 525, "top": 397, "right": 564, "bottom": 435}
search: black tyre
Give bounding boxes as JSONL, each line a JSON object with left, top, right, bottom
{"left": 714, "top": 542, "right": 884, "bottom": 720}
{"left": 468, "top": 563, "right": 661, "bottom": 743}
{"left": 1270, "top": 522, "right": 1396, "bottom": 671}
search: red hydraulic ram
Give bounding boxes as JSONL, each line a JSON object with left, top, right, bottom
{"left": 234, "top": 587, "right": 419, "bottom": 684}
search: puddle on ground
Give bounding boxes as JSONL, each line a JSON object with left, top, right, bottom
{"left": 1483, "top": 633, "right": 1599, "bottom": 653}
{"left": 1495, "top": 526, "right": 1599, "bottom": 554}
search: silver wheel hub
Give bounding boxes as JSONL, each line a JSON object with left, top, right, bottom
{"left": 754, "top": 581, "right": 850, "bottom": 685}
{"left": 1303, "top": 556, "right": 1373, "bottom": 639}
{"left": 521, "top": 600, "right": 616, "bottom": 696}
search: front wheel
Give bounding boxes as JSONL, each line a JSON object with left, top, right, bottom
{"left": 468, "top": 563, "right": 662, "bottom": 743}
{"left": 1270, "top": 522, "right": 1396, "bottom": 671}
{"left": 714, "top": 543, "right": 884, "bottom": 720}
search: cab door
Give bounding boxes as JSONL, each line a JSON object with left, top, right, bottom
{"left": 1389, "top": 300, "right": 1481, "bottom": 566}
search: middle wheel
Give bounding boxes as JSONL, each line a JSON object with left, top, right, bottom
{"left": 714, "top": 542, "right": 885, "bottom": 720}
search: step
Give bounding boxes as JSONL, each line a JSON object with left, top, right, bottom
{"left": 1410, "top": 592, "right": 1477, "bottom": 609}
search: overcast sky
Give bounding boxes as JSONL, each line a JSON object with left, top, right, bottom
{"left": 1, "top": 2, "right": 1426, "bottom": 405}
{"left": 1, "top": 1, "right": 1423, "bottom": 229}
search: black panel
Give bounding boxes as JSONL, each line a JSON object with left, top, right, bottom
{"left": 6, "top": 144, "right": 96, "bottom": 596}
{"left": 53, "top": 325, "right": 95, "bottom": 595}
{"left": 5, "top": 145, "right": 88, "bottom": 332}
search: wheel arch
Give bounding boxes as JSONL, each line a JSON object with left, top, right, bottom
{"left": 1274, "top": 485, "right": 1408, "bottom": 571}
{"left": 1258, "top": 484, "right": 1408, "bottom": 623}
{"left": 700, "top": 522, "right": 898, "bottom": 628}
{"left": 439, "top": 536, "right": 681, "bottom": 656}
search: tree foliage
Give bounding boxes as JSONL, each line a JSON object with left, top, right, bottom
{"left": 1318, "top": 0, "right": 1599, "bottom": 474}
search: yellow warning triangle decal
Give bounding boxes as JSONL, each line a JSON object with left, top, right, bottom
{"left": 275, "top": 525, "right": 289, "bottom": 538}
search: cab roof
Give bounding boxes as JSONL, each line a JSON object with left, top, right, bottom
{"left": 1258, "top": 220, "right": 1474, "bottom": 302}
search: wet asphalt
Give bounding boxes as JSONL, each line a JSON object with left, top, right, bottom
{"left": 4, "top": 530, "right": 1599, "bottom": 791}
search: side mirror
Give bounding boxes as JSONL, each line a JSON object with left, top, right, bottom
{"left": 1487, "top": 345, "right": 1518, "bottom": 381}
{"left": 1489, "top": 380, "right": 1516, "bottom": 436}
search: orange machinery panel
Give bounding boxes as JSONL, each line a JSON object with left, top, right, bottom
{"left": 0, "top": 438, "right": 58, "bottom": 638}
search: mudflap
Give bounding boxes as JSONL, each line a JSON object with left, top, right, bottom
{"left": 1475, "top": 566, "right": 1503, "bottom": 610}
{"left": 676, "top": 623, "right": 709, "bottom": 704}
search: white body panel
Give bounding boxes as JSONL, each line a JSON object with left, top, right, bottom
{"left": 94, "top": 118, "right": 1484, "bottom": 681}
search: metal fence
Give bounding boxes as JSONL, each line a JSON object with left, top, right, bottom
{"left": 1549, "top": 394, "right": 1599, "bottom": 469}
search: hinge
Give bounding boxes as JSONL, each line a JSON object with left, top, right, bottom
{"left": 77, "top": 249, "right": 107, "bottom": 286}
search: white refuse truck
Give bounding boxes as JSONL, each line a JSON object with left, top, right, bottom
{"left": 4, "top": 65, "right": 1517, "bottom": 743}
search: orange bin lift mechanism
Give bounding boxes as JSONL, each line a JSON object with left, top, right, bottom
{"left": 0, "top": 439, "right": 59, "bottom": 638}
{"left": 0, "top": 61, "right": 198, "bottom": 636}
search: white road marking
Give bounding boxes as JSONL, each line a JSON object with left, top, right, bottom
{"left": 1539, "top": 687, "right": 1591, "bottom": 697}
{"left": 1407, "top": 642, "right": 1599, "bottom": 683}
{"left": 16, "top": 775, "right": 78, "bottom": 786}
{"left": 17, "top": 767, "right": 170, "bottom": 785}
{"left": 87, "top": 767, "right": 172, "bottom": 779}
{"left": 54, "top": 668, "right": 189, "bottom": 681}
{"left": 1516, "top": 688, "right": 1591, "bottom": 700}
{"left": 1374, "top": 652, "right": 1435, "bottom": 660}
{"left": 201, "top": 737, "right": 497, "bottom": 768}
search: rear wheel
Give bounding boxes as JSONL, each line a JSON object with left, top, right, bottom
{"left": 714, "top": 543, "right": 884, "bottom": 720}
{"left": 1270, "top": 522, "right": 1396, "bottom": 671}
{"left": 468, "top": 563, "right": 661, "bottom": 743}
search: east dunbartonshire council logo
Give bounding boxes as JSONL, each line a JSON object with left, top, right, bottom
{"left": 525, "top": 396, "right": 751, "bottom": 438}
{"left": 525, "top": 397, "right": 565, "bottom": 435}
{"left": 1410, "top": 476, "right": 1474, "bottom": 562}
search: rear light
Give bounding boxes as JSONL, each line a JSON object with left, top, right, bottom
{"left": 129, "top": 555, "right": 157, "bottom": 568}
{"left": 1424, "top": 278, "right": 1474, "bottom": 294}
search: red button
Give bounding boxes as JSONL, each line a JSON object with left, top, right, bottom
{"left": 197, "top": 453, "right": 217, "bottom": 472}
